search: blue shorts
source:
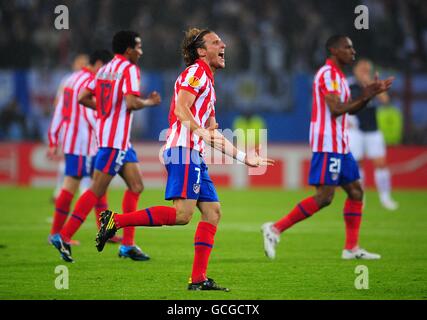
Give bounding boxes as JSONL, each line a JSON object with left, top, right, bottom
{"left": 94, "top": 147, "right": 138, "bottom": 176}
{"left": 308, "top": 152, "right": 360, "bottom": 186}
{"left": 64, "top": 154, "right": 93, "bottom": 178}
{"left": 164, "top": 147, "right": 219, "bottom": 202}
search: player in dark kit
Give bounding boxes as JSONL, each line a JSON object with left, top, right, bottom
{"left": 347, "top": 59, "right": 398, "bottom": 210}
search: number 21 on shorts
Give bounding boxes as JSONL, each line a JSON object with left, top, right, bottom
{"left": 329, "top": 157, "right": 341, "bottom": 173}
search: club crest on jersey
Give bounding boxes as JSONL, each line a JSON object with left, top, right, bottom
{"left": 331, "top": 80, "right": 339, "bottom": 91}
{"left": 193, "top": 183, "right": 200, "bottom": 194}
{"left": 188, "top": 76, "right": 200, "bottom": 88}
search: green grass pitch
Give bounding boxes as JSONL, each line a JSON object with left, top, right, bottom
{"left": 0, "top": 187, "right": 426, "bottom": 300}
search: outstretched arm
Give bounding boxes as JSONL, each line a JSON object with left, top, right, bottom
{"left": 211, "top": 122, "right": 274, "bottom": 167}
{"left": 125, "top": 91, "right": 161, "bottom": 111}
{"left": 175, "top": 90, "right": 274, "bottom": 168}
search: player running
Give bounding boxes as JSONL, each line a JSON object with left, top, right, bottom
{"left": 347, "top": 59, "right": 398, "bottom": 210}
{"left": 95, "top": 28, "right": 274, "bottom": 291}
{"left": 262, "top": 35, "right": 394, "bottom": 260}
{"left": 51, "top": 54, "right": 91, "bottom": 204}
{"left": 51, "top": 30, "right": 161, "bottom": 262}
{"left": 47, "top": 50, "right": 116, "bottom": 246}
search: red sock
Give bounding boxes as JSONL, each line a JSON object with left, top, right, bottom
{"left": 273, "top": 196, "right": 320, "bottom": 233}
{"left": 343, "top": 198, "right": 363, "bottom": 250}
{"left": 50, "top": 189, "right": 74, "bottom": 235}
{"left": 114, "top": 206, "right": 176, "bottom": 228}
{"left": 191, "top": 222, "right": 217, "bottom": 284}
{"left": 60, "top": 190, "right": 98, "bottom": 242}
{"left": 121, "top": 190, "right": 140, "bottom": 246}
{"left": 94, "top": 194, "right": 108, "bottom": 229}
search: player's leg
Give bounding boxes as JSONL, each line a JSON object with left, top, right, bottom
{"left": 50, "top": 154, "right": 84, "bottom": 238}
{"left": 187, "top": 200, "right": 228, "bottom": 292}
{"left": 94, "top": 194, "right": 107, "bottom": 229}
{"left": 185, "top": 159, "right": 228, "bottom": 291}
{"left": 117, "top": 160, "right": 150, "bottom": 260}
{"left": 52, "top": 160, "right": 65, "bottom": 203}
{"left": 95, "top": 147, "right": 201, "bottom": 251}
{"left": 95, "top": 198, "right": 189, "bottom": 252}
{"left": 99, "top": 146, "right": 200, "bottom": 230}
{"left": 273, "top": 185, "right": 334, "bottom": 233}
{"left": 367, "top": 131, "right": 398, "bottom": 210}
{"left": 341, "top": 180, "right": 364, "bottom": 251}
{"left": 87, "top": 153, "right": 114, "bottom": 234}
{"left": 96, "top": 147, "right": 221, "bottom": 249}
{"left": 59, "top": 168, "right": 113, "bottom": 241}
{"left": 52, "top": 150, "right": 116, "bottom": 262}
{"left": 340, "top": 153, "right": 380, "bottom": 260}
{"left": 50, "top": 175, "right": 79, "bottom": 237}
{"left": 262, "top": 152, "right": 337, "bottom": 259}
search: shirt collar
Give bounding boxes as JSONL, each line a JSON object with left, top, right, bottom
{"left": 82, "top": 67, "right": 93, "bottom": 75}
{"left": 114, "top": 54, "right": 128, "bottom": 62}
{"left": 195, "top": 59, "right": 214, "bottom": 85}
{"left": 326, "top": 58, "right": 345, "bottom": 77}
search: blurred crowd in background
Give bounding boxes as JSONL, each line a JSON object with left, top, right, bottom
{"left": 0, "top": 0, "right": 426, "bottom": 144}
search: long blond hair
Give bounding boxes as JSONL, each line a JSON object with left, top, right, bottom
{"left": 181, "top": 28, "right": 212, "bottom": 66}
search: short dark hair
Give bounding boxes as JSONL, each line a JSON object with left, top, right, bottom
{"left": 112, "top": 30, "right": 140, "bottom": 54}
{"left": 89, "top": 49, "right": 113, "bottom": 65}
{"left": 182, "top": 28, "right": 212, "bottom": 66}
{"left": 325, "top": 34, "right": 348, "bottom": 56}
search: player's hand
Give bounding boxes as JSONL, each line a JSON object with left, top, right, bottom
{"left": 46, "top": 146, "right": 58, "bottom": 160}
{"left": 145, "top": 91, "right": 161, "bottom": 106}
{"left": 196, "top": 124, "right": 224, "bottom": 151}
{"left": 377, "top": 76, "right": 394, "bottom": 93}
{"left": 244, "top": 145, "right": 275, "bottom": 167}
{"left": 205, "top": 122, "right": 219, "bottom": 130}
{"left": 362, "top": 74, "right": 394, "bottom": 99}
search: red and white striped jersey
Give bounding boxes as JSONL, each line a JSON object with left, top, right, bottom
{"left": 164, "top": 59, "right": 216, "bottom": 154}
{"left": 48, "top": 68, "right": 97, "bottom": 156}
{"left": 86, "top": 54, "right": 140, "bottom": 151}
{"left": 310, "top": 59, "right": 351, "bottom": 154}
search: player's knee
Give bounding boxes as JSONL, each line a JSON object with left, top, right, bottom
{"left": 205, "top": 207, "right": 221, "bottom": 225}
{"left": 316, "top": 193, "right": 334, "bottom": 208}
{"left": 175, "top": 209, "right": 194, "bottom": 225}
{"left": 348, "top": 188, "right": 363, "bottom": 201}
{"left": 90, "top": 185, "right": 107, "bottom": 198}
{"left": 129, "top": 181, "right": 144, "bottom": 194}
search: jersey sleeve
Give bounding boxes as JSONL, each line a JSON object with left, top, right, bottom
{"left": 47, "top": 95, "right": 65, "bottom": 148}
{"left": 122, "top": 64, "right": 141, "bottom": 96}
{"left": 320, "top": 69, "right": 341, "bottom": 95}
{"left": 179, "top": 66, "right": 206, "bottom": 96}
